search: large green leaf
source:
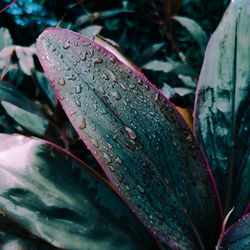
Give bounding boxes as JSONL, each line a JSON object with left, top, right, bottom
{"left": 0, "top": 134, "right": 159, "bottom": 250}
{"left": 194, "top": 0, "right": 250, "bottom": 221}
{"left": 36, "top": 27, "right": 222, "bottom": 249}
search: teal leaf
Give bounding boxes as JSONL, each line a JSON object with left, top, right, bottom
{"left": 172, "top": 15, "right": 208, "bottom": 54}
{"left": 36, "top": 27, "right": 222, "bottom": 249}
{"left": 0, "top": 81, "right": 48, "bottom": 135}
{"left": 142, "top": 60, "right": 197, "bottom": 77}
{"left": 0, "top": 134, "right": 159, "bottom": 250}
{"left": 194, "top": 0, "right": 250, "bottom": 221}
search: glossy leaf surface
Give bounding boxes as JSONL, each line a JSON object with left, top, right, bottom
{"left": 194, "top": 0, "right": 250, "bottom": 220}
{"left": 0, "top": 134, "right": 159, "bottom": 250}
{"left": 36, "top": 27, "right": 222, "bottom": 249}
{"left": 220, "top": 213, "right": 250, "bottom": 249}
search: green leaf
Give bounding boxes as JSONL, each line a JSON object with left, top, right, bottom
{"left": 0, "top": 134, "right": 159, "bottom": 250}
{"left": 142, "top": 60, "right": 197, "bottom": 77}
{"left": 36, "top": 28, "right": 222, "bottom": 249}
{"left": 172, "top": 15, "right": 208, "bottom": 54}
{"left": 0, "top": 81, "right": 48, "bottom": 135}
{"left": 194, "top": 0, "right": 250, "bottom": 221}
{"left": 219, "top": 213, "right": 250, "bottom": 249}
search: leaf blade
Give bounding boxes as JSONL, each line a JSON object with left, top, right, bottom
{"left": 194, "top": 0, "right": 250, "bottom": 221}
{"left": 36, "top": 27, "right": 222, "bottom": 249}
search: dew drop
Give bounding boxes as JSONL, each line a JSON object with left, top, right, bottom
{"left": 125, "top": 126, "right": 137, "bottom": 139}
{"left": 115, "top": 156, "right": 123, "bottom": 164}
{"left": 63, "top": 41, "right": 71, "bottom": 49}
{"left": 137, "top": 185, "right": 145, "bottom": 193}
{"left": 111, "top": 90, "right": 121, "bottom": 100}
{"left": 91, "top": 138, "right": 99, "bottom": 148}
{"left": 89, "top": 49, "right": 94, "bottom": 58}
{"left": 75, "top": 99, "right": 81, "bottom": 107}
{"left": 138, "top": 79, "right": 143, "bottom": 85}
{"left": 75, "top": 84, "right": 82, "bottom": 94}
{"left": 125, "top": 185, "right": 130, "bottom": 191}
{"left": 70, "top": 110, "right": 77, "bottom": 116}
{"left": 107, "top": 166, "right": 116, "bottom": 172}
{"left": 93, "top": 58, "right": 103, "bottom": 65}
{"left": 145, "top": 85, "right": 150, "bottom": 91}
{"left": 103, "top": 152, "right": 112, "bottom": 164}
{"left": 79, "top": 119, "right": 86, "bottom": 130}
{"left": 107, "top": 69, "right": 118, "bottom": 83}
{"left": 80, "top": 51, "right": 87, "bottom": 61}
{"left": 101, "top": 73, "right": 109, "bottom": 80}
{"left": 110, "top": 56, "right": 115, "bottom": 63}
{"left": 58, "top": 77, "right": 65, "bottom": 86}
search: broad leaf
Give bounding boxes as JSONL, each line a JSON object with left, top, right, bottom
{"left": 194, "top": 0, "right": 250, "bottom": 221}
{"left": 219, "top": 213, "right": 250, "bottom": 249}
{"left": 36, "top": 27, "right": 222, "bottom": 249}
{"left": 0, "top": 134, "right": 159, "bottom": 250}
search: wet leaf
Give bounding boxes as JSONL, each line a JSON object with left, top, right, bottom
{"left": 142, "top": 60, "right": 196, "bottom": 77}
{"left": 36, "top": 27, "right": 222, "bottom": 249}
{"left": 219, "top": 213, "right": 250, "bottom": 249}
{"left": 194, "top": 0, "right": 250, "bottom": 221}
{"left": 0, "top": 134, "right": 160, "bottom": 250}
{"left": 172, "top": 15, "right": 208, "bottom": 54}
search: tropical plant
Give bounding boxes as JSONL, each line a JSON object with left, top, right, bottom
{"left": 0, "top": 0, "right": 249, "bottom": 249}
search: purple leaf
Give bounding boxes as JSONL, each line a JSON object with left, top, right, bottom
{"left": 36, "top": 27, "right": 222, "bottom": 249}
{"left": 218, "top": 213, "right": 250, "bottom": 249}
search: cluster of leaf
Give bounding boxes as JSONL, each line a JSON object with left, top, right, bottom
{"left": 0, "top": 0, "right": 249, "bottom": 249}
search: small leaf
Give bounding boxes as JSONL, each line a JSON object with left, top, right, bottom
{"left": 33, "top": 70, "right": 57, "bottom": 108}
{"left": 79, "top": 25, "right": 103, "bottom": 40}
{"left": 142, "top": 60, "right": 197, "bottom": 77}
{"left": 75, "top": 9, "right": 133, "bottom": 27}
{"left": 219, "top": 213, "right": 250, "bottom": 249}
{"left": 0, "top": 134, "right": 160, "bottom": 250}
{"left": 172, "top": 15, "right": 208, "bottom": 54}
{"left": 135, "top": 42, "right": 166, "bottom": 67}
{"left": 1, "top": 101, "right": 48, "bottom": 135}
{"left": 0, "top": 27, "right": 13, "bottom": 51}
{"left": 0, "top": 81, "right": 48, "bottom": 135}
{"left": 36, "top": 28, "right": 222, "bottom": 249}
{"left": 194, "top": 0, "right": 250, "bottom": 221}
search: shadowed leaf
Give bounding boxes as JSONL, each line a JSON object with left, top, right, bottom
{"left": 36, "top": 27, "right": 222, "bottom": 249}
{"left": 172, "top": 16, "right": 208, "bottom": 54}
{"left": 219, "top": 213, "right": 250, "bottom": 249}
{"left": 142, "top": 60, "right": 196, "bottom": 77}
{"left": 0, "top": 81, "right": 48, "bottom": 135}
{"left": 0, "top": 134, "right": 160, "bottom": 250}
{"left": 194, "top": 0, "right": 250, "bottom": 221}
{"left": 79, "top": 25, "right": 103, "bottom": 40}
